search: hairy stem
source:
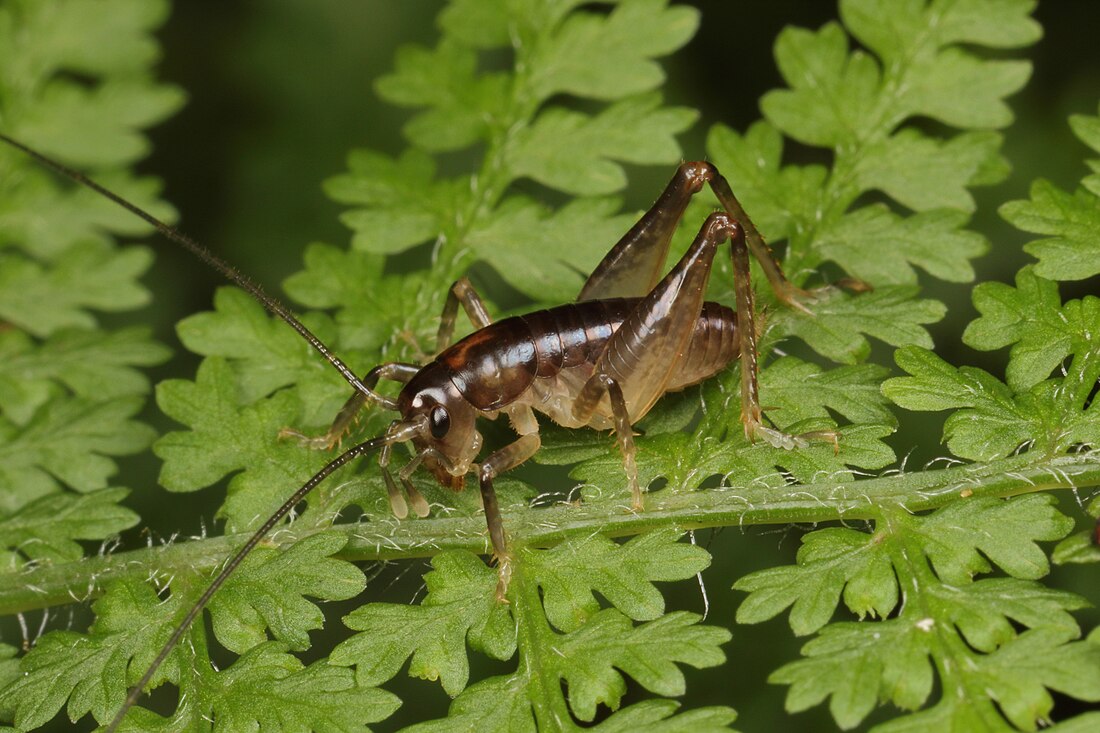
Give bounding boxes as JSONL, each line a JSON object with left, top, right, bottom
{"left": 2, "top": 451, "right": 1097, "bottom": 615}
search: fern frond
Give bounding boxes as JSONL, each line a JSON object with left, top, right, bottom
{"left": 0, "top": 2, "right": 1098, "bottom": 732}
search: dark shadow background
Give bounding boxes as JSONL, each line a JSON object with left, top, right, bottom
{"left": 61, "top": 1, "right": 1098, "bottom": 730}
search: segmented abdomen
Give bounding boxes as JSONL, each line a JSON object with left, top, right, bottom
{"left": 437, "top": 298, "right": 739, "bottom": 413}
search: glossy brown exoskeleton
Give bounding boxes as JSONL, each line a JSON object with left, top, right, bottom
{"left": 284, "top": 161, "right": 856, "bottom": 563}
{"left": 0, "top": 136, "right": 861, "bottom": 730}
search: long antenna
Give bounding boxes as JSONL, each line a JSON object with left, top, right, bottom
{"left": 0, "top": 133, "right": 412, "bottom": 728}
{"left": 105, "top": 431, "right": 399, "bottom": 732}
{"left": 0, "top": 133, "right": 390, "bottom": 407}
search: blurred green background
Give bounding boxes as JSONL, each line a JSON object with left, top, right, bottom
{"left": 99, "top": 1, "right": 1100, "bottom": 730}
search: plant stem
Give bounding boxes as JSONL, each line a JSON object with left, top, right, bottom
{"left": 512, "top": 557, "right": 576, "bottom": 731}
{"left": 2, "top": 452, "right": 1097, "bottom": 615}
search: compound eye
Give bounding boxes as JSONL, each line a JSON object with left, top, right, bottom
{"left": 428, "top": 405, "right": 450, "bottom": 439}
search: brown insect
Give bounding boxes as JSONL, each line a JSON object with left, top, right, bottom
{"left": 0, "top": 135, "right": 859, "bottom": 729}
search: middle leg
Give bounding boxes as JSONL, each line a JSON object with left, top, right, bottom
{"left": 476, "top": 404, "right": 542, "bottom": 598}
{"left": 436, "top": 276, "right": 492, "bottom": 352}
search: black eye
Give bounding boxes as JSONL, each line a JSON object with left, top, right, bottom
{"left": 429, "top": 405, "right": 450, "bottom": 439}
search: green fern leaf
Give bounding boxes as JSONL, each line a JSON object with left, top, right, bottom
{"left": 504, "top": 95, "right": 697, "bottom": 196}
{"left": 404, "top": 675, "right": 536, "bottom": 732}
{"left": 886, "top": 266, "right": 1100, "bottom": 461}
{"left": 331, "top": 551, "right": 514, "bottom": 696}
{"left": 1001, "top": 104, "right": 1100, "bottom": 280}
{"left": 208, "top": 533, "right": 366, "bottom": 654}
{"left": 520, "top": 530, "right": 710, "bottom": 633}
{"left": 0, "top": 578, "right": 181, "bottom": 730}
{"left": 964, "top": 266, "right": 1099, "bottom": 391}
{"left": 734, "top": 527, "right": 897, "bottom": 636}
{"left": 914, "top": 494, "right": 1071, "bottom": 582}
{"left": 204, "top": 644, "right": 399, "bottom": 733}
{"left": 0, "top": 327, "right": 168, "bottom": 425}
{"left": 0, "top": 0, "right": 180, "bottom": 648}
{"left": 0, "top": 488, "right": 136, "bottom": 566}
{"left": 0, "top": 242, "right": 153, "bottom": 336}
{"left": 776, "top": 286, "right": 946, "bottom": 364}
{"left": 594, "top": 701, "right": 739, "bottom": 732}
{"left": 153, "top": 357, "right": 344, "bottom": 531}
{"left": 769, "top": 619, "right": 932, "bottom": 728}
{"left": 741, "top": 492, "right": 1088, "bottom": 729}
{"left": 6, "top": 2, "right": 1100, "bottom": 732}
{"left": 557, "top": 609, "right": 728, "bottom": 721}
{"left": 0, "top": 395, "right": 154, "bottom": 506}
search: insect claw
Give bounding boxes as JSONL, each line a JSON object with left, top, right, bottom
{"left": 785, "top": 296, "right": 817, "bottom": 316}
{"left": 800, "top": 429, "right": 841, "bottom": 455}
{"left": 757, "top": 426, "right": 810, "bottom": 450}
{"left": 783, "top": 277, "right": 872, "bottom": 315}
{"left": 278, "top": 426, "right": 343, "bottom": 451}
{"left": 835, "top": 276, "right": 873, "bottom": 294}
{"left": 750, "top": 424, "right": 841, "bottom": 454}
{"left": 278, "top": 426, "right": 315, "bottom": 445}
{"left": 494, "top": 556, "right": 513, "bottom": 603}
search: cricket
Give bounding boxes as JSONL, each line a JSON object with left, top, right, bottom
{"left": 7, "top": 0, "right": 1096, "bottom": 731}
{"left": 0, "top": 131, "right": 864, "bottom": 728}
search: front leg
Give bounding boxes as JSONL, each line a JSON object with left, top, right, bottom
{"left": 280, "top": 362, "right": 419, "bottom": 449}
{"left": 477, "top": 406, "right": 541, "bottom": 597}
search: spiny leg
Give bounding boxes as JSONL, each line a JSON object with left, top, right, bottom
{"left": 280, "top": 362, "right": 419, "bottom": 449}
{"left": 704, "top": 167, "right": 870, "bottom": 308}
{"left": 604, "top": 378, "right": 641, "bottom": 509}
{"left": 728, "top": 224, "right": 837, "bottom": 450}
{"left": 437, "top": 276, "right": 492, "bottom": 352}
{"left": 728, "top": 223, "right": 766, "bottom": 443}
{"left": 579, "top": 161, "right": 712, "bottom": 301}
{"left": 704, "top": 170, "right": 806, "bottom": 308}
{"left": 580, "top": 160, "right": 866, "bottom": 310}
